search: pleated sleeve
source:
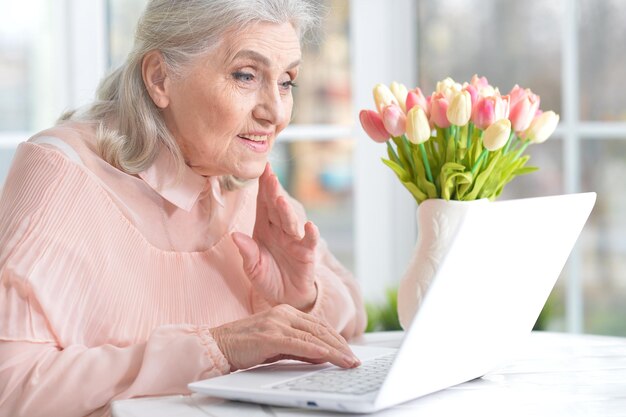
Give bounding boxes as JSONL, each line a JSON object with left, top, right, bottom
{"left": 0, "top": 143, "right": 230, "bottom": 417}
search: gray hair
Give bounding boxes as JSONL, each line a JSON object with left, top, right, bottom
{"left": 61, "top": 0, "right": 320, "bottom": 190}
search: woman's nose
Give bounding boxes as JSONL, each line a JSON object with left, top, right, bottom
{"left": 253, "top": 84, "right": 287, "bottom": 126}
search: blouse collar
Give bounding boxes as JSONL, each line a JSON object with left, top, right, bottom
{"left": 138, "top": 148, "right": 224, "bottom": 212}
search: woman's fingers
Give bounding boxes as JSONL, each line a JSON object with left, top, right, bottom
{"left": 231, "top": 232, "right": 261, "bottom": 277}
{"left": 293, "top": 328, "right": 357, "bottom": 368}
{"left": 277, "top": 305, "right": 358, "bottom": 366}
{"left": 276, "top": 196, "right": 300, "bottom": 237}
{"left": 282, "top": 222, "right": 318, "bottom": 263}
{"left": 301, "top": 221, "right": 319, "bottom": 250}
{"left": 270, "top": 332, "right": 357, "bottom": 368}
{"left": 211, "top": 306, "right": 360, "bottom": 372}
{"left": 259, "top": 164, "right": 303, "bottom": 237}
{"left": 259, "top": 165, "right": 283, "bottom": 228}
{"left": 289, "top": 307, "right": 356, "bottom": 360}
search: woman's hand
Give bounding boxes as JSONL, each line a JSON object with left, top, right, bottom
{"left": 232, "top": 164, "right": 319, "bottom": 311}
{"left": 210, "top": 304, "right": 360, "bottom": 371}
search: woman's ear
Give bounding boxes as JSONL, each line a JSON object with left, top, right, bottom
{"left": 142, "top": 50, "right": 170, "bottom": 109}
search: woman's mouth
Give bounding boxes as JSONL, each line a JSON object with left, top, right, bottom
{"left": 237, "top": 134, "right": 271, "bottom": 153}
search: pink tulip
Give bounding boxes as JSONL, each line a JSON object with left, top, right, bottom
{"left": 470, "top": 74, "right": 490, "bottom": 91}
{"left": 500, "top": 94, "right": 511, "bottom": 118}
{"left": 471, "top": 94, "right": 510, "bottom": 130}
{"left": 508, "top": 84, "right": 525, "bottom": 106}
{"left": 508, "top": 85, "right": 541, "bottom": 132}
{"left": 463, "top": 84, "right": 478, "bottom": 108}
{"left": 429, "top": 92, "right": 451, "bottom": 128}
{"left": 359, "top": 109, "right": 390, "bottom": 143}
{"left": 382, "top": 104, "right": 407, "bottom": 137}
{"left": 472, "top": 97, "right": 495, "bottom": 130}
{"left": 406, "top": 88, "right": 429, "bottom": 117}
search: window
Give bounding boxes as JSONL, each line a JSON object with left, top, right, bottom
{"left": 0, "top": 0, "right": 106, "bottom": 184}
{"left": 0, "top": 0, "right": 68, "bottom": 180}
{"left": 3, "top": 0, "right": 625, "bottom": 336}
{"left": 272, "top": 0, "right": 354, "bottom": 270}
{"left": 367, "top": 0, "right": 626, "bottom": 335}
{"left": 415, "top": 0, "right": 570, "bottom": 330}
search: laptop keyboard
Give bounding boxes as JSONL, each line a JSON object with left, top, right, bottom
{"left": 271, "top": 353, "right": 396, "bottom": 395}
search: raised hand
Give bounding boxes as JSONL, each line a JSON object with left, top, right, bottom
{"left": 210, "top": 304, "right": 360, "bottom": 371}
{"left": 231, "top": 163, "right": 319, "bottom": 311}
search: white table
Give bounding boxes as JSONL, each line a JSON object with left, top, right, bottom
{"left": 112, "top": 331, "right": 626, "bottom": 417}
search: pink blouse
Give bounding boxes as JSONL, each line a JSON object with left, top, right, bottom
{"left": 0, "top": 122, "right": 367, "bottom": 417}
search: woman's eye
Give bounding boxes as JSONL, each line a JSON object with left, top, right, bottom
{"left": 280, "top": 80, "right": 298, "bottom": 90}
{"left": 233, "top": 71, "right": 255, "bottom": 82}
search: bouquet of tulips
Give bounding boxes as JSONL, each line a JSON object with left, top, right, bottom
{"left": 358, "top": 75, "right": 559, "bottom": 203}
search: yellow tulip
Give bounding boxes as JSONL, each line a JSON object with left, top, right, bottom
{"left": 373, "top": 83, "right": 398, "bottom": 114}
{"left": 483, "top": 119, "right": 511, "bottom": 151}
{"left": 436, "top": 77, "right": 460, "bottom": 95}
{"left": 446, "top": 90, "right": 472, "bottom": 126}
{"left": 406, "top": 106, "right": 431, "bottom": 145}
{"left": 523, "top": 111, "right": 560, "bottom": 144}
{"left": 390, "top": 81, "right": 409, "bottom": 112}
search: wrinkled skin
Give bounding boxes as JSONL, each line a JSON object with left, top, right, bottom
{"left": 211, "top": 305, "right": 359, "bottom": 372}
{"left": 143, "top": 20, "right": 360, "bottom": 371}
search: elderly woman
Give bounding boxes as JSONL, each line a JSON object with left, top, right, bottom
{"left": 0, "top": 0, "right": 367, "bottom": 416}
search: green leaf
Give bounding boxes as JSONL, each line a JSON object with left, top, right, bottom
{"left": 386, "top": 141, "right": 400, "bottom": 165}
{"left": 512, "top": 166, "right": 539, "bottom": 175}
{"left": 455, "top": 172, "right": 474, "bottom": 199}
{"left": 445, "top": 131, "right": 457, "bottom": 164}
{"left": 382, "top": 123, "right": 542, "bottom": 203}
{"left": 439, "top": 162, "right": 468, "bottom": 200}
{"left": 445, "top": 172, "right": 473, "bottom": 200}
{"left": 392, "top": 136, "right": 413, "bottom": 179}
{"left": 403, "top": 181, "right": 428, "bottom": 203}
{"left": 412, "top": 145, "right": 438, "bottom": 198}
{"left": 426, "top": 138, "right": 440, "bottom": 173}
{"left": 382, "top": 158, "right": 428, "bottom": 203}
{"left": 464, "top": 152, "right": 501, "bottom": 200}
{"left": 435, "top": 128, "right": 447, "bottom": 166}
{"left": 365, "top": 287, "right": 402, "bottom": 332}
{"left": 365, "top": 303, "right": 380, "bottom": 332}
{"left": 381, "top": 158, "right": 409, "bottom": 182}
{"left": 483, "top": 153, "right": 531, "bottom": 199}
{"left": 401, "top": 136, "right": 417, "bottom": 176}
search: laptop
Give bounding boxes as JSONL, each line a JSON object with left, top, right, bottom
{"left": 189, "top": 192, "right": 596, "bottom": 413}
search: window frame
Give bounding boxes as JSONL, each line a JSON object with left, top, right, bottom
{"left": 351, "top": 0, "right": 626, "bottom": 333}
{"left": 3, "top": 0, "right": 626, "bottom": 334}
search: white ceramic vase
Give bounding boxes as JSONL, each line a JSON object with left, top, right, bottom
{"left": 397, "top": 198, "right": 489, "bottom": 329}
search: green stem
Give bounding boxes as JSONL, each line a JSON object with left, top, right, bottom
{"left": 471, "top": 149, "right": 489, "bottom": 174}
{"left": 514, "top": 140, "right": 531, "bottom": 159}
{"left": 467, "top": 123, "right": 474, "bottom": 149}
{"left": 503, "top": 131, "right": 516, "bottom": 154}
{"left": 419, "top": 143, "right": 434, "bottom": 184}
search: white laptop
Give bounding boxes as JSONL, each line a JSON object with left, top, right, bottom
{"left": 189, "top": 192, "right": 596, "bottom": 413}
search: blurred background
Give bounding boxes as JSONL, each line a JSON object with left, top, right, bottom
{"left": 1, "top": 0, "right": 625, "bottom": 335}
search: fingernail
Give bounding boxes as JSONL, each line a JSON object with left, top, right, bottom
{"left": 343, "top": 354, "right": 357, "bottom": 366}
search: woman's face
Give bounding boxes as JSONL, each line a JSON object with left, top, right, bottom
{"left": 161, "top": 22, "right": 301, "bottom": 180}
